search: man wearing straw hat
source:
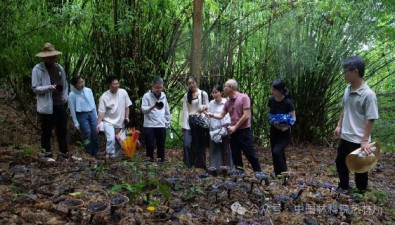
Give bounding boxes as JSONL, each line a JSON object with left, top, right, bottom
{"left": 333, "top": 56, "right": 379, "bottom": 193}
{"left": 32, "top": 43, "right": 69, "bottom": 160}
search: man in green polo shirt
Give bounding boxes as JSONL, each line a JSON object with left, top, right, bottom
{"left": 333, "top": 56, "right": 379, "bottom": 193}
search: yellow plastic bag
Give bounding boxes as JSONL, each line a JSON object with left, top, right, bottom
{"left": 116, "top": 128, "right": 141, "bottom": 158}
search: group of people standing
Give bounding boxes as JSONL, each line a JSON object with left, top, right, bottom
{"left": 32, "top": 43, "right": 378, "bottom": 193}
{"left": 181, "top": 76, "right": 296, "bottom": 174}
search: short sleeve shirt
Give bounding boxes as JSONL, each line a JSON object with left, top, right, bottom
{"left": 340, "top": 83, "right": 378, "bottom": 143}
{"left": 223, "top": 92, "right": 251, "bottom": 129}
{"left": 98, "top": 88, "right": 132, "bottom": 128}
{"left": 268, "top": 97, "right": 295, "bottom": 115}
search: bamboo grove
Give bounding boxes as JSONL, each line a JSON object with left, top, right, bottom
{"left": 1, "top": 0, "right": 394, "bottom": 148}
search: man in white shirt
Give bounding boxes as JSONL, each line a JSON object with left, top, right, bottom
{"left": 96, "top": 76, "right": 133, "bottom": 158}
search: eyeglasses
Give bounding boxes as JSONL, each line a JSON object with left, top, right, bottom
{"left": 343, "top": 69, "right": 355, "bottom": 75}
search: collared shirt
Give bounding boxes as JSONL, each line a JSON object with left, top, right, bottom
{"left": 223, "top": 92, "right": 251, "bottom": 129}
{"left": 208, "top": 98, "right": 230, "bottom": 130}
{"left": 340, "top": 83, "right": 378, "bottom": 143}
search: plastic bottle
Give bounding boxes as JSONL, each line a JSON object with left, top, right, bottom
{"left": 357, "top": 146, "right": 376, "bottom": 158}
{"left": 170, "top": 130, "right": 174, "bottom": 139}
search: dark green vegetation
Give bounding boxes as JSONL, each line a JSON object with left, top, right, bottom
{"left": 1, "top": 0, "right": 395, "bottom": 148}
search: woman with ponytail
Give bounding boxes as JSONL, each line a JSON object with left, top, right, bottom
{"left": 268, "top": 78, "right": 296, "bottom": 177}
{"left": 181, "top": 76, "right": 209, "bottom": 169}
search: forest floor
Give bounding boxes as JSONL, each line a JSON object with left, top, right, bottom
{"left": 0, "top": 93, "right": 394, "bottom": 225}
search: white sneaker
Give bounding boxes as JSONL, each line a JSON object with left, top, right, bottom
{"left": 46, "top": 157, "right": 56, "bottom": 162}
{"left": 71, "top": 155, "right": 82, "bottom": 161}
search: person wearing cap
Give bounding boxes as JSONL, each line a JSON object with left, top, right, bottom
{"left": 96, "top": 76, "right": 132, "bottom": 158}
{"left": 208, "top": 79, "right": 262, "bottom": 172}
{"left": 32, "top": 43, "right": 69, "bottom": 159}
{"left": 141, "top": 77, "right": 171, "bottom": 162}
{"left": 333, "top": 56, "right": 379, "bottom": 193}
{"left": 68, "top": 75, "right": 99, "bottom": 157}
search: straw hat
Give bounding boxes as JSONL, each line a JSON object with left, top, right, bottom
{"left": 35, "top": 43, "right": 62, "bottom": 58}
{"left": 346, "top": 142, "right": 381, "bottom": 173}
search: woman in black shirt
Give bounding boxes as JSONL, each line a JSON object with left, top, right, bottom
{"left": 268, "top": 78, "right": 296, "bottom": 176}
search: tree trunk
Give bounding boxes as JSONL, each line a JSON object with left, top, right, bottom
{"left": 191, "top": 0, "right": 203, "bottom": 85}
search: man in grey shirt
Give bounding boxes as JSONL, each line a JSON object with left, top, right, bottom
{"left": 333, "top": 56, "right": 379, "bottom": 193}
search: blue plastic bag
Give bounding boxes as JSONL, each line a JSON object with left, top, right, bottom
{"left": 268, "top": 114, "right": 295, "bottom": 126}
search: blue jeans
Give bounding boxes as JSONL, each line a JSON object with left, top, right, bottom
{"left": 76, "top": 110, "right": 99, "bottom": 156}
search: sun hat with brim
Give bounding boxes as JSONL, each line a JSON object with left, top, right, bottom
{"left": 346, "top": 142, "right": 381, "bottom": 173}
{"left": 35, "top": 43, "right": 62, "bottom": 58}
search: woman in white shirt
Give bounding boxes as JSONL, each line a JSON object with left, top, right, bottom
{"left": 181, "top": 76, "right": 209, "bottom": 169}
{"left": 207, "top": 84, "right": 233, "bottom": 170}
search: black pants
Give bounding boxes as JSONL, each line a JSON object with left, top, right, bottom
{"left": 144, "top": 127, "right": 166, "bottom": 162}
{"left": 183, "top": 116, "right": 208, "bottom": 169}
{"left": 40, "top": 104, "right": 68, "bottom": 154}
{"left": 230, "top": 128, "right": 262, "bottom": 172}
{"left": 270, "top": 127, "right": 291, "bottom": 176}
{"left": 336, "top": 139, "right": 368, "bottom": 191}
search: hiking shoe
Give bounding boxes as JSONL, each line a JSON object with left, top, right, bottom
{"left": 105, "top": 154, "right": 116, "bottom": 159}
{"left": 44, "top": 152, "right": 53, "bottom": 158}
{"left": 334, "top": 187, "right": 350, "bottom": 195}
{"left": 46, "top": 157, "right": 56, "bottom": 162}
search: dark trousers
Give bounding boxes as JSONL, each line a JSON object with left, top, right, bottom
{"left": 336, "top": 139, "right": 368, "bottom": 191}
{"left": 40, "top": 104, "right": 68, "bottom": 154}
{"left": 183, "top": 116, "right": 208, "bottom": 169}
{"left": 144, "top": 127, "right": 166, "bottom": 162}
{"left": 230, "top": 128, "right": 262, "bottom": 172}
{"left": 270, "top": 127, "right": 291, "bottom": 176}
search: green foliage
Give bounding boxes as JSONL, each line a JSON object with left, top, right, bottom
{"left": 352, "top": 189, "right": 389, "bottom": 206}
{"left": 20, "top": 145, "right": 34, "bottom": 157}
{"left": 182, "top": 185, "right": 204, "bottom": 202}
{"left": 1, "top": 0, "right": 394, "bottom": 146}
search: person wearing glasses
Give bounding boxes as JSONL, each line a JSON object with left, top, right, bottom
{"left": 333, "top": 56, "right": 378, "bottom": 193}
{"left": 208, "top": 79, "right": 262, "bottom": 172}
{"left": 96, "top": 76, "right": 133, "bottom": 158}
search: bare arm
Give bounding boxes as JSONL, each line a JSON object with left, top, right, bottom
{"left": 96, "top": 112, "right": 105, "bottom": 132}
{"left": 210, "top": 110, "right": 227, "bottom": 119}
{"left": 361, "top": 119, "right": 375, "bottom": 153}
{"left": 289, "top": 110, "right": 296, "bottom": 122}
{"left": 333, "top": 110, "right": 344, "bottom": 139}
{"left": 125, "top": 106, "right": 130, "bottom": 123}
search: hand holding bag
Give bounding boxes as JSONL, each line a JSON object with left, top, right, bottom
{"left": 195, "top": 91, "right": 210, "bottom": 129}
